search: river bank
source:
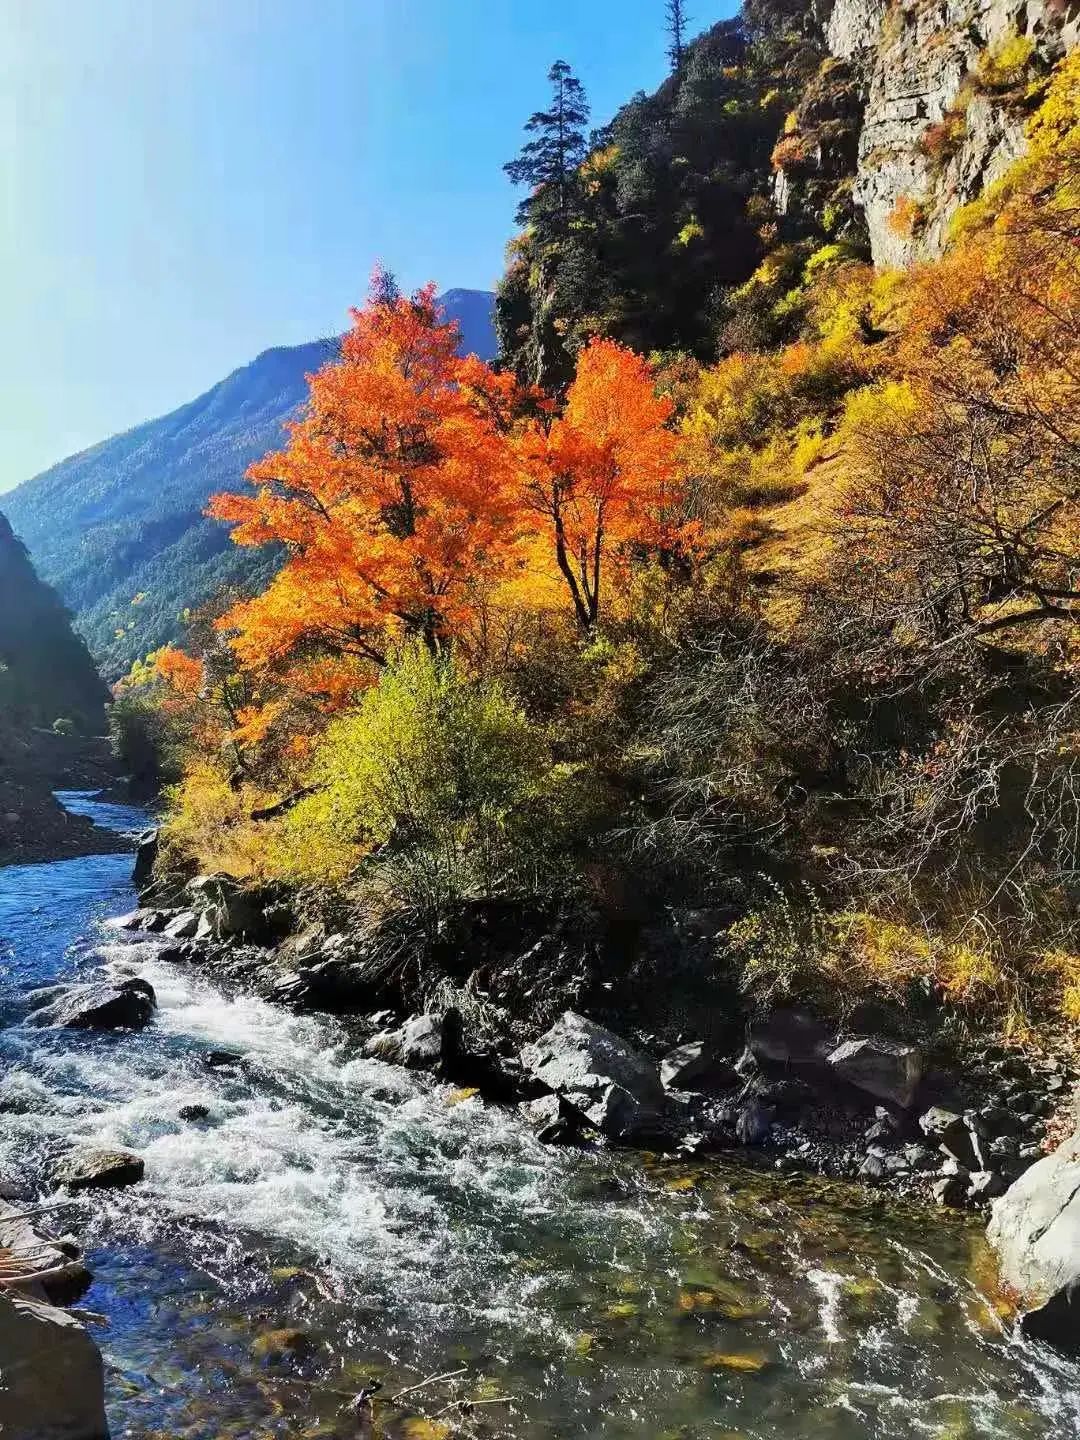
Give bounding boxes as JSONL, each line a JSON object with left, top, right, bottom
{"left": 3, "top": 793, "right": 1079, "bottom": 1438}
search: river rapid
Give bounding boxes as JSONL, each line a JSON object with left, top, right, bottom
{"left": 1, "top": 793, "right": 1078, "bottom": 1439}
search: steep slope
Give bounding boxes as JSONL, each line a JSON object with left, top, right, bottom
{"left": 0, "top": 511, "right": 107, "bottom": 731}
{"left": 5, "top": 290, "right": 495, "bottom": 679}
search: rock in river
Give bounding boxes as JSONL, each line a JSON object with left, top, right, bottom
{"left": 54, "top": 1147, "right": 145, "bottom": 1192}
{"left": 30, "top": 978, "right": 156, "bottom": 1032}
{"left": 987, "top": 1126, "right": 1080, "bottom": 1355}
{"left": 520, "top": 1011, "right": 664, "bottom": 1142}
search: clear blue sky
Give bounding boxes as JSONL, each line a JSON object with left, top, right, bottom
{"left": 0, "top": 0, "right": 734, "bottom": 492}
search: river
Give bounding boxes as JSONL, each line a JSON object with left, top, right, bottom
{"left": 1, "top": 792, "right": 1078, "bottom": 1438}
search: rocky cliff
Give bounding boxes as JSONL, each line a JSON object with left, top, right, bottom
{"left": 775, "top": 0, "right": 1078, "bottom": 264}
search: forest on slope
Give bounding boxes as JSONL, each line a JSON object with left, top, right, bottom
{"left": 117, "top": 0, "right": 1077, "bottom": 1049}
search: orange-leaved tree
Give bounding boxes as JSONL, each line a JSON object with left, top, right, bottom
{"left": 207, "top": 277, "right": 524, "bottom": 686}
{"left": 517, "top": 338, "right": 682, "bottom": 629}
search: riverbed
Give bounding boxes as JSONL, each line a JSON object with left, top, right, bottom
{"left": 1, "top": 793, "right": 1078, "bottom": 1438}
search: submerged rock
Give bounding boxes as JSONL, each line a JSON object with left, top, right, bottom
{"left": 0, "top": 1292, "right": 108, "bottom": 1440}
{"left": 827, "top": 1036, "right": 922, "bottom": 1109}
{"left": 988, "top": 1127, "right": 1080, "bottom": 1355}
{"left": 31, "top": 978, "right": 156, "bottom": 1032}
{"left": 54, "top": 1147, "right": 145, "bottom": 1192}
{"left": 520, "top": 1011, "right": 664, "bottom": 1142}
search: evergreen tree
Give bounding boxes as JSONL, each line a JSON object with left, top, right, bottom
{"left": 666, "top": 0, "right": 691, "bottom": 77}
{"left": 504, "top": 60, "right": 590, "bottom": 231}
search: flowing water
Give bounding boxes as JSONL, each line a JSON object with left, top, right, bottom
{"left": 1, "top": 793, "right": 1079, "bottom": 1439}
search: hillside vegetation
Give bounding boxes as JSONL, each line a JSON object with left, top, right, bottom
{"left": 4, "top": 291, "right": 495, "bottom": 679}
{"left": 118, "top": 5, "right": 1077, "bottom": 1049}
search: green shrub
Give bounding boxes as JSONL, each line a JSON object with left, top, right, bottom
{"left": 51, "top": 716, "right": 74, "bottom": 737}
{"left": 278, "top": 642, "right": 574, "bottom": 920}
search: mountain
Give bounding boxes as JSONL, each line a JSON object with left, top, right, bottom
{"left": 5, "top": 289, "right": 496, "bottom": 679}
{"left": 0, "top": 510, "right": 108, "bottom": 730}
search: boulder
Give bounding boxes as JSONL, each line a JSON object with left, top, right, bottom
{"left": 827, "top": 1036, "right": 923, "bottom": 1108}
{"left": 178, "top": 1104, "right": 210, "bottom": 1122}
{"left": 746, "top": 1009, "right": 835, "bottom": 1069}
{"left": 363, "top": 1027, "right": 404, "bottom": 1064}
{"left": 987, "top": 1128, "right": 1080, "bottom": 1354}
{"left": 519, "top": 1094, "right": 581, "bottom": 1144}
{"left": 186, "top": 873, "right": 288, "bottom": 943}
{"left": 132, "top": 827, "right": 159, "bottom": 893}
{"left": 660, "top": 1041, "right": 737, "bottom": 1094}
{"left": 0, "top": 1291, "right": 108, "bottom": 1439}
{"left": 163, "top": 910, "right": 200, "bottom": 939}
{"left": 520, "top": 1011, "right": 664, "bottom": 1141}
{"left": 54, "top": 1148, "right": 145, "bottom": 1192}
{"left": 400, "top": 1013, "right": 447, "bottom": 1069}
{"left": 31, "top": 979, "right": 156, "bottom": 1032}
{"left": 933, "top": 1172, "right": 969, "bottom": 1207}
{"left": 919, "top": 1106, "right": 983, "bottom": 1170}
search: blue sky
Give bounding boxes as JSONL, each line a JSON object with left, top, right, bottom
{"left": 0, "top": 0, "right": 734, "bottom": 492}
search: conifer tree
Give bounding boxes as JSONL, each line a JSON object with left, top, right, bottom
{"left": 666, "top": 0, "right": 691, "bottom": 77}
{"left": 504, "top": 60, "right": 590, "bottom": 232}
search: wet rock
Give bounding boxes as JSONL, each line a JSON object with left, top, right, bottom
{"left": 251, "top": 1326, "right": 318, "bottom": 1363}
{"left": 988, "top": 1127, "right": 1080, "bottom": 1355}
{"left": 520, "top": 1011, "right": 664, "bottom": 1142}
{"left": 363, "top": 1027, "right": 404, "bottom": 1064}
{"left": 54, "top": 1147, "right": 144, "bottom": 1192}
{"left": 0, "top": 1291, "right": 108, "bottom": 1440}
{"left": 400, "top": 1012, "right": 447, "bottom": 1069}
{"left": 163, "top": 910, "right": 200, "bottom": 940}
{"left": 747, "top": 1010, "right": 835, "bottom": 1069}
{"left": 31, "top": 978, "right": 156, "bottom": 1032}
{"left": 520, "top": 1093, "right": 582, "bottom": 1145}
{"left": 132, "top": 827, "right": 159, "bottom": 893}
{"left": 204, "top": 1050, "right": 246, "bottom": 1073}
{"left": 178, "top": 1103, "right": 210, "bottom": 1122}
{"left": 826, "top": 1036, "right": 922, "bottom": 1109}
{"left": 660, "top": 1041, "right": 737, "bottom": 1094}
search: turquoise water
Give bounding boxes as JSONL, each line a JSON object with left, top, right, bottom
{"left": 0, "top": 794, "right": 1078, "bottom": 1438}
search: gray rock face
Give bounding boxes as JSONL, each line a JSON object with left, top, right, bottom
{"left": 827, "top": 1036, "right": 923, "bottom": 1108}
{"left": 0, "top": 1291, "right": 109, "bottom": 1440}
{"left": 987, "top": 1128, "right": 1080, "bottom": 1352}
{"left": 31, "top": 979, "right": 156, "bottom": 1032}
{"left": 400, "top": 1014, "right": 445, "bottom": 1069}
{"left": 520, "top": 1011, "right": 664, "bottom": 1141}
{"left": 163, "top": 910, "right": 200, "bottom": 939}
{"left": 811, "top": 0, "right": 1078, "bottom": 267}
{"left": 54, "top": 1148, "right": 145, "bottom": 1192}
{"left": 132, "top": 826, "right": 158, "bottom": 893}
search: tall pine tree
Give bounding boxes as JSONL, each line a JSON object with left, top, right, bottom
{"left": 504, "top": 60, "right": 590, "bottom": 233}
{"left": 665, "top": 0, "right": 691, "bottom": 77}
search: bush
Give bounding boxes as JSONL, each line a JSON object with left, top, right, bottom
{"left": 276, "top": 643, "right": 574, "bottom": 920}
{"left": 975, "top": 31, "right": 1036, "bottom": 93}
{"left": 51, "top": 717, "right": 74, "bottom": 737}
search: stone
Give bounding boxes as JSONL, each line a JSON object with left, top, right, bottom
{"left": 1021, "top": 1285, "right": 1080, "bottom": 1355}
{"left": 132, "top": 826, "right": 159, "bottom": 892}
{"left": 859, "top": 1153, "right": 886, "bottom": 1182}
{"left": 163, "top": 909, "right": 200, "bottom": 939}
{"left": 746, "top": 1009, "right": 835, "bottom": 1069}
{"left": 967, "top": 1170, "right": 1006, "bottom": 1203}
{"left": 178, "top": 1103, "right": 210, "bottom": 1121}
{"left": 919, "top": 1106, "right": 981, "bottom": 1170}
{"left": 987, "top": 1127, "right": 1080, "bottom": 1354}
{"left": 54, "top": 1147, "right": 144, "bottom": 1192}
{"left": 363, "top": 1028, "right": 404, "bottom": 1064}
{"left": 30, "top": 978, "right": 156, "bottom": 1032}
{"left": 0, "top": 1291, "right": 108, "bottom": 1440}
{"left": 933, "top": 1173, "right": 969, "bottom": 1207}
{"left": 520, "top": 1011, "right": 664, "bottom": 1141}
{"left": 186, "top": 873, "right": 289, "bottom": 943}
{"left": 827, "top": 1036, "right": 923, "bottom": 1108}
{"left": 400, "top": 1013, "right": 447, "bottom": 1069}
{"left": 520, "top": 1093, "right": 581, "bottom": 1145}
{"left": 660, "top": 1041, "right": 736, "bottom": 1094}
